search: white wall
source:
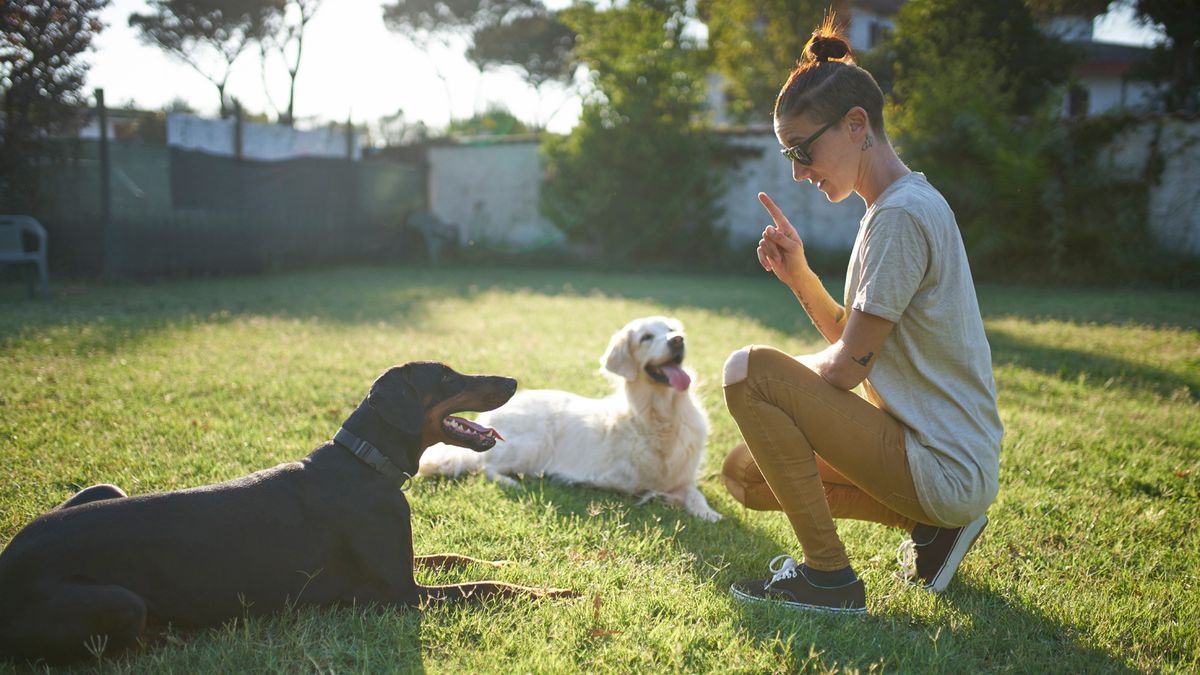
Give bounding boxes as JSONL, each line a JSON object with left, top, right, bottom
{"left": 165, "top": 113, "right": 360, "bottom": 160}
{"left": 717, "top": 130, "right": 863, "bottom": 252}
{"left": 1106, "top": 117, "right": 1200, "bottom": 256}
{"left": 423, "top": 120, "right": 1200, "bottom": 259}
{"left": 427, "top": 140, "right": 563, "bottom": 251}
{"left": 1078, "top": 76, "right": 1159, "bottom": 115}
{"left": 845, "top": 10, "right": 895, "bottom": 52}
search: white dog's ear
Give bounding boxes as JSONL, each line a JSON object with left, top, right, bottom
{"left": 601, "top": 328, "right": 639, "bottom": 381}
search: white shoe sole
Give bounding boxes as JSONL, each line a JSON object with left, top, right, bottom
{"left": 729, "top": 584, "right": 866, "bottom": 614}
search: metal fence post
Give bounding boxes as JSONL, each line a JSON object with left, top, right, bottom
{"left": 96, "top": 88, "right": 116, "bottom": 276}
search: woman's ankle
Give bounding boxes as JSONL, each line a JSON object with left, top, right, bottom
{"left": 800, "top": 563, "right": 858, "bottom": 587}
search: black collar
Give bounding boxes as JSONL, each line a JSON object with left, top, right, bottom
{"left": 334, "top": 427, "right": 412, "bottom": 489}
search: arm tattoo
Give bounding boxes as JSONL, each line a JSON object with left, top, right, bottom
{"left": 852, "top": 352, "right": 875, "bottom": 367}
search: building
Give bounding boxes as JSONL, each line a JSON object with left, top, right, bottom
{"left": 705, "top": 1, "right": 1158, "bottom": 123}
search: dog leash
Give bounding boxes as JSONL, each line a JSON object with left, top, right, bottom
{"left": 333, "top": 427, "right": 413, "bottom": 491}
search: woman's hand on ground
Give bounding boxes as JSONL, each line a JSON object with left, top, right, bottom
{"left": 757, "top": 192, "right": 810, "bottom": 288}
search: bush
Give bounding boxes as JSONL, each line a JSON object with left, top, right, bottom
{"left": 881, "top": 0, "right": 1177, "bottom": 284}
{"left": 540, "top": 1, "right": 727, "bottom": 267}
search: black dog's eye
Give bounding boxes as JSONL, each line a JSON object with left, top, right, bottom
{"left": 639, "top": 334, "right": 653, "bottom": 342}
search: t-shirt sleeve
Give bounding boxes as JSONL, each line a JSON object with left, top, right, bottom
{"left": 851, "top": 208, "right": 929, "bottom": 323}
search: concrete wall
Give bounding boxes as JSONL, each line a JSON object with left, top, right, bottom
{"left": 427, "top": 140, "right": 563, "bottom": 251}
{"left": 423, "top": 119, "right": 1200, "bottom": 259}
{"left": 716, "top": 130, "right": 863, "bottom": 253}
{"left": 1106, "top": 117, "right": 1200, "bottom": 256}
{"left": 1076, "top": 75, "right": 1159, "bottom": 116}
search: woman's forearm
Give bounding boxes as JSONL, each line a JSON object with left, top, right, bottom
{"left": 791, "top": 268, "right": 846, "bottom": 343}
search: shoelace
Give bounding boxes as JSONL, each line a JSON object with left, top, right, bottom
{"left": 896, "top": 539, "right": 918, "bottom": 580}
{"left": 766, "top": 554, "right": 799, "bottom": 588}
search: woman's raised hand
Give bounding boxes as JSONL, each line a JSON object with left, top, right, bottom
{"left": 756, "top": 192, "right": 810, "bottom": 288}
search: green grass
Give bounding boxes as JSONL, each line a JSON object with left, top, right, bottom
{"left": 1, "top": 265, "right": 1197, "bottom": 673}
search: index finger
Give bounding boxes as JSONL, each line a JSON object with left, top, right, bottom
{"left": 758, "top": 192, "right": 798, "bottom": 236}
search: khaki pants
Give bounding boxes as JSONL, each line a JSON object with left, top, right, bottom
{"left": 722, "top": 346, "right": 935, "bottom": 571}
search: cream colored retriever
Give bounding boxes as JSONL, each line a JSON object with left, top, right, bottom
{"left": 418, "top": 316, "right": 720, "bottom": 521}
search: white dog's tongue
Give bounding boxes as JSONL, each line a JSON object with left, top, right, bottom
{"left": 661, "top": 364, "right": 691, "bottom": 391}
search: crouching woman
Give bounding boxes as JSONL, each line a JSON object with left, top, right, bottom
{"left": 721, "top": 19, "right": 1003, "bottom": 614}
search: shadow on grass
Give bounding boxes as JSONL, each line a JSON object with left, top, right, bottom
{"left": 3, "top": 264, "right": 1198, "bottom": 337}
{"left": 457, "top": 473, "right": 788, "bottom": 581}
{"left": 988, "top": 325, "right": 1199, "bottom": 401}
{"left": 0, "top": 265, "right": 819, "bottom": 356}
{"left": 470, "top": 475, "right": 1138, "bottom": 671}
{"left": 0, "top": 267, "right": 475, "bottom": 356}
{"left": 723, "top": 578, "right": 1135, "bottom": 672}
{"left": 4, "top": 265, "right": 1195, "bottom": 363}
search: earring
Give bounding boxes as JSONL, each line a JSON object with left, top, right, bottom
{"left": 862, "top": 134, "right": 873, "bottom": 151}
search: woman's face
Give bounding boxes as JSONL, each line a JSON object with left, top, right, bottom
{"left": 774, "top": 112, "right": 861, "bottom": 203}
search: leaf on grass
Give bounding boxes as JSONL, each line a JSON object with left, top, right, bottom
{"left": 588, "top": 598, "right": 621, "bottom": 638}
{"left": 1175, "top": 468, "right": 1193, "bottom": 478}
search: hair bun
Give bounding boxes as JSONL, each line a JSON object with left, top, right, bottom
{"left": 808, "top": 35, "right": 851, "bottom": 63}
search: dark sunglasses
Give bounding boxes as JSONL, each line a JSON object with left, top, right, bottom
{"left": 779, "top": 113, "right": 845, "bottom": 165}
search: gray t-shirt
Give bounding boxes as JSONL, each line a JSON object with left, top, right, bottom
{"left": 845, "top": 172, "right": 1003, "bottom": 526}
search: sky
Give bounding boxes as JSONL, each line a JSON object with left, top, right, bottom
{"left": 84, "top": 1, "right": 1164, "bottom": 137}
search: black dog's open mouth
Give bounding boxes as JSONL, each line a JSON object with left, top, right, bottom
{"left": 645, "top": 353, "right": 691, "bottom": 391}
{"left": 442, "top": 415, "right": 504, "bottom": 450}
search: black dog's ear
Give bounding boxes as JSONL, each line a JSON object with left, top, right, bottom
{"left": 367, "top": 366, "right": 423, "bottom": 435}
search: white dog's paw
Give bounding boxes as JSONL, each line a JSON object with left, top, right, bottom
{"left": 488, "top": 472, "right": 520, "bottom": 488}
{"left": 682, "top": 488, "right": 721, "bottom": 521}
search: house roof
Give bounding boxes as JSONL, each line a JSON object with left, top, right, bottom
{"left": 1070, "top": 40, "right": 1153, "bottom": 76}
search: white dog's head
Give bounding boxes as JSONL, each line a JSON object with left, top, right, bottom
{"left": 600, "top": 316, "right": 692, "bottom": 391}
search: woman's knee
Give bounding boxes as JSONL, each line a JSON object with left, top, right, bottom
{"left": 724, "top": 345, "right": 815, "bottom": 388}
{"left": 723, "top": 347, "right": 752, "bottom": 386}
{"left": 721, "top": 442, "right": 780, "bottom": 511}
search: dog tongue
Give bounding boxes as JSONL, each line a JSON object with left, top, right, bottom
{"left": 661, "top": 364, "right": 691, "bottom": 391}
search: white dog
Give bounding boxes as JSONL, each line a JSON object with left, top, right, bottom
{"left": 418, "top": 316, "right": 720, "bottom": 521}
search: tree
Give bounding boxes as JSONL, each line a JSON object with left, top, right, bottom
{"left": 382, "top": 0, "right": 538, "bottom": 117}
{"left": 698, "top": 0, "right": 829, "bottom": 124}
{"left": 129, "top": 0, "right": 280, "bottom": 118}
{"left": 258, "top": 0, "right": 322, "bottom": 126}
{"left": 541, "top": 0, "right": 725, "bottom": 264}
{"left": 382, "top": 0, "right": 536, "bottom": 46}
{"left": 881, "top": 0, "right": 1076, "bottom": 278}
{"left": 1127, "top": 0, "right": 1200, "bottom": 113}
{"left": 0, "top": 0, "right": 109, "bottom": 210}
{"left": 467, "top": 11, "right": 575, "bottom": 128}
{"left": 882, "top": 0, "right": 1073, "bottom": 117}
{"left": 447, "top": 105, "right": 530, "bottom": 137}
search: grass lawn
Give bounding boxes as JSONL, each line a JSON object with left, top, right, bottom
{"left": 1, "top": 265, "right": 1197, "bottom": 673}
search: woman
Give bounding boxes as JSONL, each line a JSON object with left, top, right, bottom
{"left": 721, "top": 19, "right": 1003, "bottom": 613}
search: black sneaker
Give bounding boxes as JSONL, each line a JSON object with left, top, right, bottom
{"left": 896, "top": 514, "right": 988, "bottom": 593}
{"left": 730, "top": 555, "right": 866, "bottom": 614}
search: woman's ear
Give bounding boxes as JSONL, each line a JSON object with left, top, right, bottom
{"left": 601, "top": 328, "right": 639, "bottom": 381}
{"left": 846, "top": 106, "right": 870, "bottom": 140}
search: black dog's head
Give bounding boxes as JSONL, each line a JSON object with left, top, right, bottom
{"left": 368, "top": 361, "right": 516, "bottom": 451}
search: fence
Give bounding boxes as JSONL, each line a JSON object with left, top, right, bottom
{"left": 25, "top": 138, "right": 424, "bottom": 277}
{"left": 12, "top": 114, "right": 1197, "bottom": 279}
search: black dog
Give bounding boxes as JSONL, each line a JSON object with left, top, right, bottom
{"left": 0, "top": 362, "right": 573, "bottom": 663}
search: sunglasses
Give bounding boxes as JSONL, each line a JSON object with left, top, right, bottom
{"left": 779, "top": 113, "right": 845, "bottom": 165}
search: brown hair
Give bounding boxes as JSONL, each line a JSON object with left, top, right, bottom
{"left": 774, "top": 14, "right": 886, "bottom": 136}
